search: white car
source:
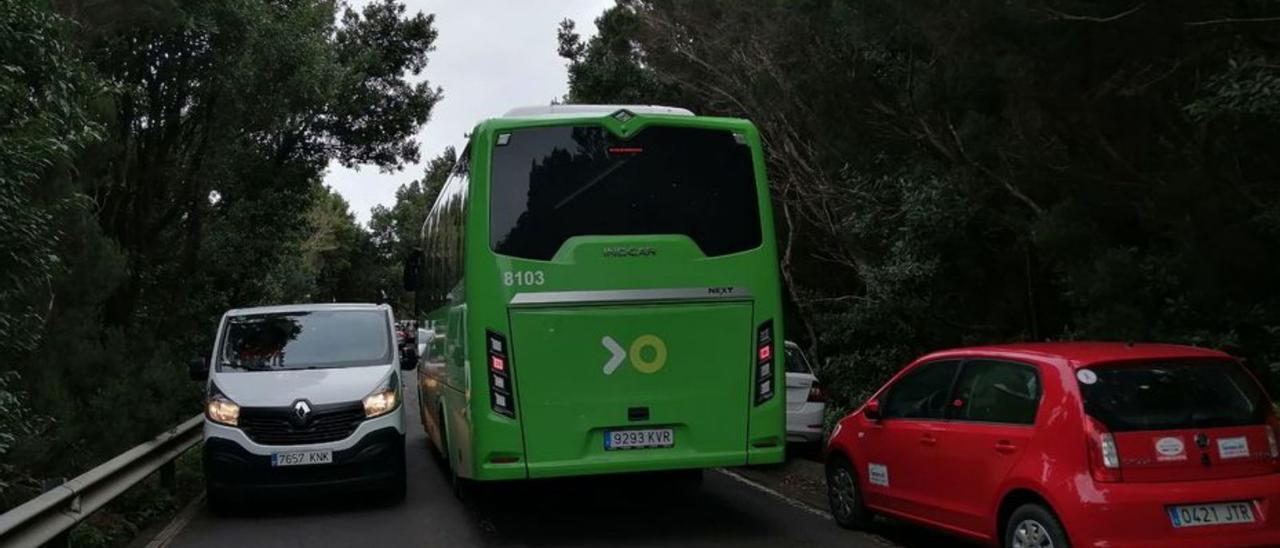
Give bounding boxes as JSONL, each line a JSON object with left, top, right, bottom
{"left": 189, "top": 303, "right": 413, "bottom": 511}
{"left": 784, "top": 341, "right": 825, "bottom": 443}
{"left": 416, "top": 326, "right": 431, "bottom": 359}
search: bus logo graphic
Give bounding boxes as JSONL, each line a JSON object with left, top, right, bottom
{"left": 602, "top": 335, "right": 668, "bottom": 375}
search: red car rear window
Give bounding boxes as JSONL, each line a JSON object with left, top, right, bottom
{"left": 1078, "top": 359, "right": 1270, "bottom": 432}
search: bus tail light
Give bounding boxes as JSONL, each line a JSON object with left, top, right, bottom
{"left": 1085, "top": 416, "right": 1122, "bottom": 482}
{"left": 487, "top": 330, "right": 516, "bottom": 418}
{"left": 754, "top": 321, "right": 775, "bottom": 405}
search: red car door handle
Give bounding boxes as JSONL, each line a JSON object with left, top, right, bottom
{"left": 994, "top": 440, "right": 1018, "bottom": 454}
{"left": 921, "top": 434, "right": 937, "bottom": 446}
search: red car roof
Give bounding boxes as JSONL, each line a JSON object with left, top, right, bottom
{"left": 918, "top": 342, "right": 1231, "bottom": 369}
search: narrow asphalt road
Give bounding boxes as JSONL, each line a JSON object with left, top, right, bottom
{"left": 168, "top": 388, "right": 894, "bottom": 547}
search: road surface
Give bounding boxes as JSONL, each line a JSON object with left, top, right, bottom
{"left": 167, "top": 389, "right": 896, "bottom": 547}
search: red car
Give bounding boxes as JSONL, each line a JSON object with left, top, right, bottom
{"left": 825, "top": 342, "right": 1280, "bottom": 547}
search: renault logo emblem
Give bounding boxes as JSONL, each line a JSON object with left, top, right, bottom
{"left": 291, "top": 400, "right": 312, "bottom": 426}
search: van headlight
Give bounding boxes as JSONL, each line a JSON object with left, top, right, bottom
{"left": 206, "top": 388, "right": 240, "bottom": 426}
{"left": 363, "top": 375, "right": 400, "bottom": 418}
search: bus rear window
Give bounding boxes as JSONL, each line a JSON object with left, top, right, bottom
{"left": 490, "top": 125, "right": 762, "bottom": 260}
{"left": 1079, "top": 360, "right": 1270, "bottom": 432}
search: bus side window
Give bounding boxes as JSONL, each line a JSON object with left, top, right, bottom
{"left": 451, "top": 147, "right": 469, "bottom": 296}
{"left": 420, "top": 145, "right": 469, "bottom": 311}
{"left": 424, "top": 186, "right": 448, "bottom": 309}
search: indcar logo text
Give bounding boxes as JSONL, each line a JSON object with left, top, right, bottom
{"left": 603, "top": 247, "right": 657, "bottom": 258}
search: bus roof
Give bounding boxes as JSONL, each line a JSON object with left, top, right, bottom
{"left": 501, "top": 104, "right": 695, "bottom": 119}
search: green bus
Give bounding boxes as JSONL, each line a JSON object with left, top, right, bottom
{"left": 404, "top": 105, "right": 785, "bottom": 487}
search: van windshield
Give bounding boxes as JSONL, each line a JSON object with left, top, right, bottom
{"left": 1079, "top": 359, "right": 1269, "bottom": 432}
{"left": 490, "top": 125, "right": 762, "bottom": 260}
{"left": 218, "top": 310, "right": 391, "bottom": 372}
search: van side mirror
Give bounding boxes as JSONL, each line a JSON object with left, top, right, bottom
{"left": 189, "top": 357, "right": 209, "bottom": 381}
{"left": 402, "top": 249, "right": 423, "bottom": 292}
{"left": 863, "top": 399, "right": 881, "bottom": 421}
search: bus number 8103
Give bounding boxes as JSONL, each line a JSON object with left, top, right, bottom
{"left": 503, "top": 271, "right": 545, "bottom": 286}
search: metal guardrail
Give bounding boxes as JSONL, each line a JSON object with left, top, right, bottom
{"left": 0, "top": 414, "right": 203, "bottom": 548}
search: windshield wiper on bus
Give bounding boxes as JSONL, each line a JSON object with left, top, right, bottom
{"left": 553, "top": 156, "right": 633, "bottom": 211}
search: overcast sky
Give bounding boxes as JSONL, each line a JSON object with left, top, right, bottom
{"left": 326, "top": 0, "right": 613, "bottom": 224}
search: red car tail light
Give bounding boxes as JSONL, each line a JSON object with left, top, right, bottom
{"left": 1085, "top": 416, "right": 1123, "bottom": 482}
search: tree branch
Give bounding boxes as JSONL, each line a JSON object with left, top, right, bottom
{"left": 1185, "top": 16, "right": 1280, "bottom": 27}
{"left": 1042, "top": 3, "right": 1144, "bottom": 23}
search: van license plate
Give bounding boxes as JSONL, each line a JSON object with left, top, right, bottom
{"left": 271, "top": 449, "right": 333, "bottom": 467}
{"left": 1168, "top": 502, "right": 1255, "bottom": 528}
{"left": 605, "top": 428, "right": 674, "bottom": 450}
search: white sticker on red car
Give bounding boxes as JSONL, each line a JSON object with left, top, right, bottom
{"left": 1155, "top": 436, "right": 1186, "bottom": 461}
{"left": 1076, "top": 369, "right": 1098, "bottom": 384}
{"left": 1217, "top": 437, "right": 1249, "bottom": 459}
{"left": 868, "top": 463, "right": 889, "bottom": 487}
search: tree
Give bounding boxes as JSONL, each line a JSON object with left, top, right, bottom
{"left": 562, "top": 0, "right": 1280, "bottom": 407}
{"left": 59, "top": 0, "right": 442, "bottom": 328}
{"left": 3, "top": 0, "right": 445, "bottom": 495}
{"left": 303, "top": 186, "right": 385, "bottom": 303}
{"left": 368, "top": 146, "right": 455, "bottom": 313}
{"left": 557, "top": 9, "right": 675, "bottom": 104}
{"left": 0, "top": 0, "right": 102, "bottom": 357}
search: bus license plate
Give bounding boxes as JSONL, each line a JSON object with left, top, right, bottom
{"left": 271, "top": 449, "right": 333, "bottom": 467}
{"left": 1168, "top": 502, "right": 1255, "bottom": 528}
{"left": 605, "top": 428, "right": 674, "bottom": 450}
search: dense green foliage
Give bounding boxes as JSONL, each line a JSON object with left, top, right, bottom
{"left": 4, "top": 0, "right": 1279, "bottom": 524}
{"left": 0, "top": 0, "right": 102, "bottom": 358}
{"left": 0, "top": 0, "right": 440, "bottom": 513}
{"left": 370, "top": 146, "right": 456, "bottom": 314}
{"left": 559, "top": 0, "right": 1280, "bottom": 413}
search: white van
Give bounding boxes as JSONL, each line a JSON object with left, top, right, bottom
{"left": 189, "top": 303, "right": 414, "bottom": 511}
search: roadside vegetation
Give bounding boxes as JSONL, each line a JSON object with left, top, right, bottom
{"left": 1, "top": 0, "right": 1278, "bottom": 538}
{"left": 0, "top": 0, "right": 444, "bottom": 527}
{"left": 557, "top": 0, "right": 1280, "bottom": 419}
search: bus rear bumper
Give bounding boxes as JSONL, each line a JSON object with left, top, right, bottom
{"left": 748, "top": 444, "right": 785, "bottom": 465}
{"left": 476, "top": 450, "right": 771, "bottom": 480}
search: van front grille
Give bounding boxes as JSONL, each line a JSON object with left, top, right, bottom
{"left": 238, "top": 402, "right": 365, "bottom": 445}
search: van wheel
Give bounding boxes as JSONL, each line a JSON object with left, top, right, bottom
{"left": 826, "top": 455, "right": 872, "bottom": 529}
{"left": 1005, "top": 503, "right": 1069, "bottom": 548}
